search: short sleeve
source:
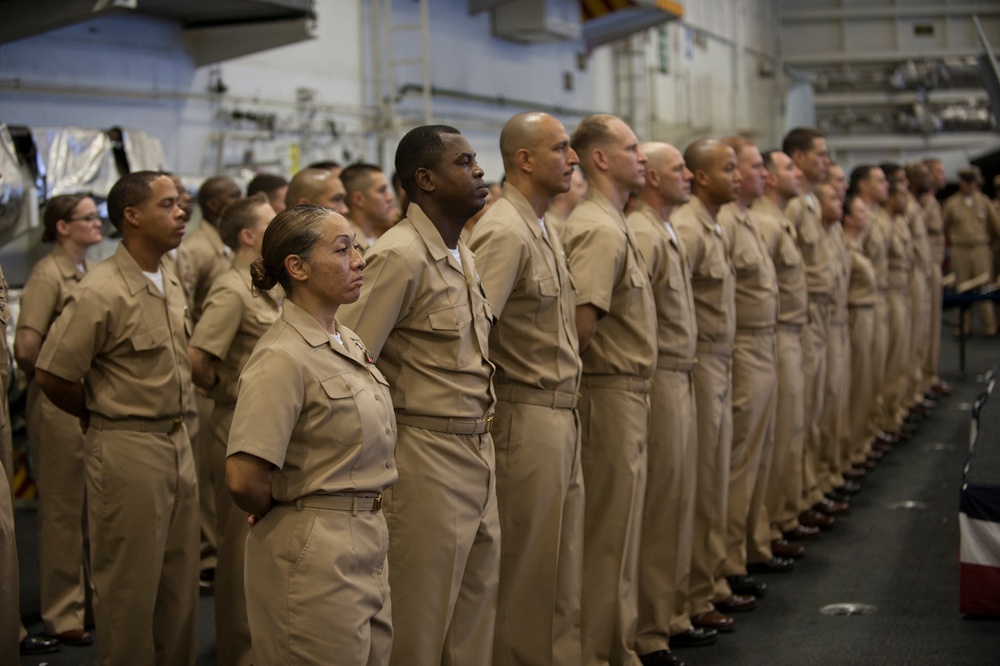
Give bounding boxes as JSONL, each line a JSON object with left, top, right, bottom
{"left": 35, "top": 287, "right": 106, "bottom": 383}
{"left": 17, "top": 263, "right": 61, "bottom": 335}
{"left": 190, "top": 278, "right": 244, "bottom": 360}
{"left": 227, "top": 343, "right": 304, "bottom": 469}
{"left": 563, "top": 222, "right": 624, "bottom": 316}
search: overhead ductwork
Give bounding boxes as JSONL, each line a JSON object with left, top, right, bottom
{"left": 0, "top": 0, "right": 316, "bottom": 66}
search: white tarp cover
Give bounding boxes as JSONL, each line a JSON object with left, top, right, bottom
{"left": 0, "top": 124, "right": 25, "bottom": 247}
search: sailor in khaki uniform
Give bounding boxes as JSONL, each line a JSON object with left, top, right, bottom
{"left": 560, "top": 115, "right": 656, "bottom": 666}
{"left": 672, "top": 140, "right": 743, "bottom": 634}
{"left": 841, "top": 195, "right": 879, "bottom": 469}
{"left": 339, "top": 126, "right": 500, "bottom": 666}
{"left": 922, "top": 159, "right": 952, "bottom": 396}
{"left": 226, "top": 206, "right": 395, "bottom": 666}
{"left": 189, "top": 194, "right": 280, "bottom": 666}
{"left": 850, "top": 166, "right": 895, "bottom": 442}
{"left": 942, "top": 167, "right": 1000, "bottom": 335}
{"left": 14, "top": 194, "right": 102, "bottom": 646}
{"left": 179, "top": 175, "right": 241, "bottom": 581}
{"left": 630, "top": 143, "right": 716, "bottom": 656}
{"left": 341, "top": 163, "right": 396, "bottom": 254}
{"left": 816, "top": 184, "right": 851, "bottom": 495}
{"left": 754, "top": 151, "right": 815, "bottom": 545}
{"left": 36, "top": 171, "right": 199, "bottom": 666}
{"left": 781, "top": 129, "right": 840, "bottom": 518}
{"left": 467, "top": 113, "right": 585, "bottom": 666}
{"left": 881, "top": 168, "right": 916, "bottom": 431}
{"left": 716, "top": 138, "right": 783, "bottom": 589}
{"left": 285, "top": 167, "right": 350, "bottom": 216}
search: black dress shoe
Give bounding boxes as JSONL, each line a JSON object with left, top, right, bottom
{"left": 640, "top": 649, "right": 685, "bottom": 666}
{"left": 20, "top": 635, "right": 60, "bottom": 655}
{"left": 747, "top": 557, "right": 795, "bottom": 574}
{"left": 825, "top": 491, "right": 850, "bottom": 503}
{"left": 727, "top": 574, "right": 767, "bottom": 597}
{"left": 932, "top": 380, "right": 954, "bottom": 396}
{"left": 670, "top": 627, "right": 718, "bottom": 648}
{"left": 842, "top": 467, "right": 866, "bottom": 479}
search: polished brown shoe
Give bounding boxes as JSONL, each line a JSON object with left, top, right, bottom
{"left": 932, "top": 380, "right": 954, "bottom": 396}
{"left": 771, "top": 538, "right": 805, "bottom": 559}
{"left": 843, "top": 467, "right": 866, "bottom": 479}
{"left": 55, "top": 629, "right": 93, "bottom": 646}
{"left": 873, "top": 440, "right": 893, "bottom": 453}
{"left": 691, "top": 609, "right": 734, "bottom": 633}
{"left": 813, "top": 498, "right": 849, "bottom": 516}
{"left": 867, "top": 448, "right": 885, "bottom": 461}
{"left": 855, "top": 458, "right": 877, "bottom": 470}
{"left": 783, "top": 524, "right": 820, "bottom": 540}
{"left": 799, "top": 509, "right": 835, "bottom": 529}
{"left": 715, "top": 593, "right": 756, "bottom": 613}
{"left": 875, "top": 431, "right": 900, "bottom": 445}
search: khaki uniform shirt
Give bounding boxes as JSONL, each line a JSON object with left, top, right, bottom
{"left": 847, "top": 236, "right": 877, "bottom": 308}
{"left": 178, "top": 221, "right": 231, "bottom": 322}
{"left": 826, "top": 223, "right": 851, "bottom": 325}
{"left": 863, "top": 205, "right": 891, "bottom": 292}
{"left": 672, "top": 197, "right": 736, "bottom": 349}
{"left": 906, "top": 195, "right": 932, "bottom": 279}
{"left": 719, "top": 203, "right": 779, "bottom": 329}
{"left": 785, "top": 193, "right": 836, "bottom": 297}
{"left": 922, "top": 196, "right": 946, "bottom": 265}
{"left": 468, "top": 184, "right": 581, "bottom": 393}
{"left": 942, "top": 191, "right": 1000, "bottom": 247}
{"left": 227, "top": 300, "right": 396, "bottom": 501}
{"left": 753, "top": 196, "right": 808, "bottom": 327}
{"left": 629, "top": 201, "right": 698, "bottom": 362}
{"left": 886, "top": 211, "right": 914, "bottom": 291}
{"left": 37, "top": 243, "right": 192, "bottom": 419}
{"left": 338, "top": 203, "right": 495, "bottom": 419}
{"left": 561, "top": 188, "right": 657, "bottom": 378}
{"left": 189, "top": 261, "right": 282, "bottom": 405}
{"left": 16, "top": 244, "right": 93, "bottom": 337}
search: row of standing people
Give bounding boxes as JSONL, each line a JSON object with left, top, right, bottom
{"left": 2, "top": 111, "right": 965, "bottom": 666}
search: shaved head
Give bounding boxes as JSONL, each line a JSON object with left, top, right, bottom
{"left": 197, "top": 175, "right": 242, "bottom": 223}
{"left": 640, "top": 141, "right": 680, "bottom": 170}
{"left": 684, "top": 139, "right": 726, "bottom": 175}
{"left": 285, "top": 168, "right": 347, "bottom": 214}
{"left": 500, "top": 112, "right": 549, "bottom": 169}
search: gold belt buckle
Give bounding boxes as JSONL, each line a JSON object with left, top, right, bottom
{"left": 171, "top": 415, "right": 184, "bottom": 432}
{"left": 372, "top": 494, "right": 383, "bottom": 511}
{"left": 484, "top": 414, "right": 494, "bottom": 433}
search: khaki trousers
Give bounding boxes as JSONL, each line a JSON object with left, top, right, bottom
{"left": 386, "top": 425, "right": 500, "bottom": 666}
{"left": 925, "top": 264, "right": 943, "bottom": 387}
{"left": 27, "top": 381, "right": 89, "bottom": 635}
{"left": 210, "top": 405, "right": 252, "bottom": 666}
{"left": 245, "top": 504, "right": 391, "bottom": 666}
{"left": 687, "top": 351, "right": 732, "bottom": 617}
{"left": 491, "top": 396, "right": 584, "bottom": 666}
{"left": 85, "top": 424, "right": 199, "bottom": 666}
{"left": 801, "top": 298, "right": 830, "bottom": 507}
{"left": 883, "top": 286, "right": 913, "bottom": 430}
{"left": 0, "top": 456, "right": 18, "bottom": 665}
{"left": 194, "top": 393, "right": 218, "bottom": 571}
{"left": 951, "top": 245, "right": 996, "bottom": 334}
{"left": 819, "top": 321, "right": 848, "bottom": 493}
{"left": 719, "top": 330, "right": 777, "bottom": 585}
{"left": 766, "top": 325, "right": 805, "bottom": 536}
{"left": 869, "top": 294, "right": 890, "bottom": 434}
{"left": 637, "top": 364, "right": 697, "bottom": 654}
{"left": 579, "top": 378, "right": 650, "bottom": 666}
{"left": 845, "top": 306, "right": 876, "bottom": 468}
